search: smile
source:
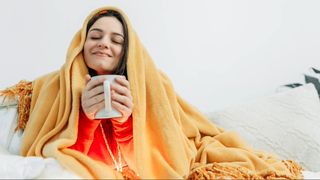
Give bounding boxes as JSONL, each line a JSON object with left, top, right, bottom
{"left": 93, "top": 52, "right": 112, "bottom": 57}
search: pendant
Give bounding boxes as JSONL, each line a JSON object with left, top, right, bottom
{"left": 116, "top": 164, "right": 123, "bottom": 172}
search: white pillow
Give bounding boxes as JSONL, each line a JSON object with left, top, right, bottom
{"left": 0, "top": 96, "right": 23, "bottom": 155}
{"left": 207, "top": 84, "right": 320, "bottom": 171}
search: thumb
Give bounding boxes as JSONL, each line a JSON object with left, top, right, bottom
{"left": 84, "top": 74, "right": 91, "bottom": 84}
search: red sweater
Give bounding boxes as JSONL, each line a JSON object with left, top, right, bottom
{"left": 70, "top": 110, "right": 135, "bottom": 171}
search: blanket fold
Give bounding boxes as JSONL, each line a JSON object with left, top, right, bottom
{"left": 0, "top": 6, "right": 303, "bottom": 179}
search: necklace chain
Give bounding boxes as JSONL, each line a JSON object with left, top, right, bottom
{"left": 99, "top": 123, "right": 123, "bottom": 172}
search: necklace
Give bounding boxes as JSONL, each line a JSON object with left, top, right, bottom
{"left": 99, "top": 123, "right": 123, "bottom": 172}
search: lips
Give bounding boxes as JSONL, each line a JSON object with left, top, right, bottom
{"left": 92, "top": 51, "right": 112, "bottom": 57}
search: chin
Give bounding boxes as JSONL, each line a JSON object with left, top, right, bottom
{"left": 88, "top": 61, "right": 116, "bottom": 74}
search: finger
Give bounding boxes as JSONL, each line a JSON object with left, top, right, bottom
{"left": 82, "top": 93, "right": 104, "bottom": 109}
{"left": 87, "top": 85, "right": 104, "bottom": 99}
{"left": 85, "top": 77, "right": 106, "bottom": 91}
{"left": 82, "top": 75, "right": 92, "bottom": 99}
{"left": 111, "top": 92, "right": 133, "bottom": 109}
{"left": 115, "top": 77, "right": 130, "bottom": 89}
{"left": 85, "top": 93, "right": 104, "bottom": 108}
{"left": 84, "top": 74, "right": 91, "bottom": 85}
{"left": 87, "top": 100, "right": 105, "bottom": 115}
{"left": 110, "top": 83, "right": 132, "bottom": 100}
{"left": 112, "top": 100, "right": 131, "bottom": 114}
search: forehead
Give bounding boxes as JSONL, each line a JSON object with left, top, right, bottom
{"left": 89, "top": 16, "right": 124, "bottom": 35}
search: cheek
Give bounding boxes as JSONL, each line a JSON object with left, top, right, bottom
{"left": 84, "top": 41, "right": 93, "bottom": 54}
{"left": 113, "top": 46, "right": 123, "bottom": 58}
{"left": 83, "top": 42, "right": 94, "bottom": 60}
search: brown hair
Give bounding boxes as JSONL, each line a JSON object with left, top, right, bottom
{"left": 86, "top": 10, "right": 129, "bottom": 77}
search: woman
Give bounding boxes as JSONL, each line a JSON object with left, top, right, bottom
{"left": 0, "top": 6, "right": 302, "bottom": 179}
{"left": 69, "top": 10, "right": 137, "bottom": 176}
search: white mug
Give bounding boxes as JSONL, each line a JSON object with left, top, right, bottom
{"left": 91, "top": 75, "right": 124, "bottom": 119}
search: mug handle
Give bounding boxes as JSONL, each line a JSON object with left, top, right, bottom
{"left": 103, "top": 80, "right": 112, "bottom": 113}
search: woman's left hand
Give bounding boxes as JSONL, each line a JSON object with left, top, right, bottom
{"left": 110, "top": 76, "right": 133, "bottom": 123}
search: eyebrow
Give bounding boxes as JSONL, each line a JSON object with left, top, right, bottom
{"left": 89, "top": 28, "right": 124, "bottom": 38}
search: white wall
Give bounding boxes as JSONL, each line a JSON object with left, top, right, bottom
{"left": 0, "top": 0, "right": 320, "bottom": 113}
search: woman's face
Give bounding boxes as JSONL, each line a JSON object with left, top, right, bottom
{"left": 84, "top": 16, "right": 124, "bottom": 75}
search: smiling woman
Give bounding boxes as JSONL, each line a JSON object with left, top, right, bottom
{"left": 84, "top": 10, "right": 128, "bottom": 76}
{"left": 0, "top": 6, "right": 304, "bottom": 179}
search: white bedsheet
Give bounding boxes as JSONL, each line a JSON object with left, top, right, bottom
{"left": 0, "top": 145, "right": 319, "bottom": 179}
{"left": 0, "top": 146, "right": 81, "bottom": 179}
{"left": 303, "top": 170, "right": 320, "bottom": 179}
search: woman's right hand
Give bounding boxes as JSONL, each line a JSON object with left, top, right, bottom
{"left": 81, "top": 74, "right": 106, "bottom": 120}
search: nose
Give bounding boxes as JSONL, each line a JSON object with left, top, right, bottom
{"left": 97, "top": 37, "right": 110, "bottom": 49}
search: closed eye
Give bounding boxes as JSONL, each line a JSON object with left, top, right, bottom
{"left": 112, "top": 37, "right": 124, "bottom": 45}
{"left": 90, "top": 36, "right": 101, "bottom": 40}
{"left": 112, "top": 40, "right": 123, "bottom": 45}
